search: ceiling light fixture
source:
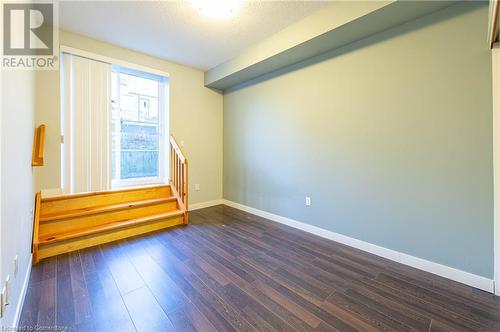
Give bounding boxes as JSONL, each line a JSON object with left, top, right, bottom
{"left": 192, "top": 0, "right": 241, "bottom": 19}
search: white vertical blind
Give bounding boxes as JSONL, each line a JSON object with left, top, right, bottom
{"left": 62, "top": 53, "right": 111, "bottom": 193}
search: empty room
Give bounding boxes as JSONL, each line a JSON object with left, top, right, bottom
{"left": 2, "top": 0, "right": 500, "bottom": 331}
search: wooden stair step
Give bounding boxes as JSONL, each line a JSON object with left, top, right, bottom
{"left": 38, "top": 210, "right": 184, "bottom": 245}
{"left": 40, "top": 197, "right": 177, "bottom": 222}
{"left": 40, "top": 184, "right": 170, "bottom": 203}
{"left": 40, "top": 185, "right": 172, "bottom": 215}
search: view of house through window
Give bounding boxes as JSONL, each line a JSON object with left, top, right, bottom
{"left": 111, "top": 67, "right": 168, "bottom": 187}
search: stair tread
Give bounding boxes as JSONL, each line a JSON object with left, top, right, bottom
{"left": 40, "top": 197, "right": 177, "bottom": 222}
{"left": 38, "top": 210, "right": 184, "bottom": 245}
{"left": 41, "top": 184, "right": 170, "bottom": 202}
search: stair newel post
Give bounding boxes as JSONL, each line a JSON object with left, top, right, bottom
{"left": 169, "top": 135, "right": 188, "bottom": 224}
{"left": 181, "top": 161, "right": 184, "bottom": 199}
{"left": 184, "top": 159, "right": 189, "bottom": 224}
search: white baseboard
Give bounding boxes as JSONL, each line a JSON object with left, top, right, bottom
{"left": 12, "top": 255, "right": 32, "bottom": 329}
{"left": 222, "top": 199, "right": 495, "bottom": 293}
{"left": 189, "top": 199, "right": 224, "bottom": 211}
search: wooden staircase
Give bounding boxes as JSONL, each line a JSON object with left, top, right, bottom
{"left": 32, "top": 136, "right": 188, "bottom": 264}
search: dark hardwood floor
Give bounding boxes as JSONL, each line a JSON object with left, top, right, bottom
{"left": 19, "top": 205, "right": 500, "bottom": 331}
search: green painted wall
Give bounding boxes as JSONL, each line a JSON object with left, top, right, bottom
{"left": 223, "top": 2, "right": 494, "bottom": 278}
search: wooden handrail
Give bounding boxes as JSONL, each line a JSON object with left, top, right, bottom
{"left": 169, "top": 135, "right": 189, "bottom": 224}
{"left": 32, "top": 125, "right": 46, "bottom": 166}
{"left": 32, "top": 192, "right": 41, "bottom": 263}
{"left": 170, "top": 135, "right": 186, "bottom": 163}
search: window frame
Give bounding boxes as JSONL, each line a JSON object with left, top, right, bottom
{"left": 111, "top": 66, "right": 169, "bottom": 189}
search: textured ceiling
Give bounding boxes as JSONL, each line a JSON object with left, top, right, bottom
{"left": 58, "top": 1, "right": 328, "bottom": 70}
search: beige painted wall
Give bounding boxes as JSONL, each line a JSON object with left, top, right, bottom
{"left": 1, "top": 69, "right": 36, "bottom": 328}
{"left": 35, "top": 30, "right": 223, "bottom": 204}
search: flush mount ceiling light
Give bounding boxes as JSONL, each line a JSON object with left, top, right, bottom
{"left": 192, "top": 0, "right": 242, "bottom": 19}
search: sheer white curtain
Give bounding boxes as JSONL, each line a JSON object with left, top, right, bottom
{"left": 61, "top": 53, "right": 111, "bottom": 193}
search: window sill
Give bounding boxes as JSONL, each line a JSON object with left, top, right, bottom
{"left": 111, "top": 177, "right": 167, "bottom": 189}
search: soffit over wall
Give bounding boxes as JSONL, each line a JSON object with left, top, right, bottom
{"left": 205, "top": 0, "right": 461, "bottom": 90}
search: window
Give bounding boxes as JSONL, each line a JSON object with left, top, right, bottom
{"left": 111, "top": 66, "right": 168, "bottom": 187}
{"left": 61, "top": 49, "right": 170, "bottom": 194}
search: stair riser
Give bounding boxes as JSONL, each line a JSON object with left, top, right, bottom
{"left": 39, "top": 201, "right": 178, "bottom": 236}
{"left": 37, "top": 215, "right": 184, "bottom": 261}
{"left": 41, "top": 186, "right": 171, "bottom": 215}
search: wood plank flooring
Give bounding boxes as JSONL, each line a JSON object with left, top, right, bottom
{"left": 19, "top": 205, "right": 500, "bottom": 331}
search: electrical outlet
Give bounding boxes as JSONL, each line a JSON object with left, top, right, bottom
{"left": 305, "top": 196, "right": 312, "bottom": 207}
{"left": 14, "top": 255, "right": 18, "bottom": 278}
{"left": 195, "top": 184, "right": 200, "bottom": 191}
